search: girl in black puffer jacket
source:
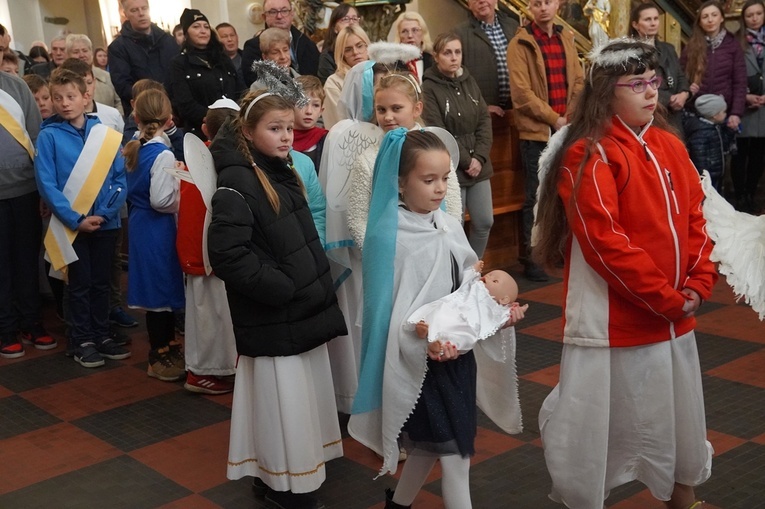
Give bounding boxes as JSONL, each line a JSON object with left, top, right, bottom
{"left": 207, "top": 90, "right": 346, "bottom": 509}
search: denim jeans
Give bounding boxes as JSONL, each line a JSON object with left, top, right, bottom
{"left": 68, "top": 229, "right": 118, "bottom": 345}
{"left": 0, "top": 191, "right": 42, "bottom": 336}
{"left": 461, "top": 179, "right": 494, "bottom": 259}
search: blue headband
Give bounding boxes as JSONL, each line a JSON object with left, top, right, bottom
{"left": 352, "top": 127, "right": 408, "bottom": 414}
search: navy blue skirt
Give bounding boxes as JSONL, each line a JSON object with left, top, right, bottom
{"left": 400, "top": 350, "right": 477, "bottom": 457}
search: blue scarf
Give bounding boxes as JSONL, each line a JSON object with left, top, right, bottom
{"left": 351, "top": 128, "right": 408, "bottom": 414}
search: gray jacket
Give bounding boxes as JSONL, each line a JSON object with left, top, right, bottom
{"left": 0, "top": 72, "right": 42, "bottom": 200}
{"left": 454, "top": 10, "right": 519, "bottom": 108}
{"left": 741, "top": 45, "right": 765, "bottom": 138}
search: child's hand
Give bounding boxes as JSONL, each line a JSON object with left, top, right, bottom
{"left": 415, "top": 321, "right": 429, "bottom": 339}
{"left": 473, "top": 260, "right": 484, "bottom": 273}
{"left": 427, "top": 339, "right": 441, "bottom": 357}
{"left": 502, "top": 303, "right": 529, "bottom": 328}
{"left": 681, "top": 288, "right": 701, "bottom": 318}
{"left": 428, "top": 340, "right": 459, "bottom": 362}
{"left": 77, "top": 216, "right": 103, "bottom": 233}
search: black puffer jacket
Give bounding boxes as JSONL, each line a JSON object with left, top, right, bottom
{"left": 167, "top": 45, "right": 244, "bottom": 141}
{"left": 207, "top": 125, "right": 346, "bottom": 358}
{"left": 108, "top": 22, "right": 180, "bottom": 113}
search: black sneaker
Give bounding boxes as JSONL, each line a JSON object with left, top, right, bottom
{"left": 0, "top": 335, "right": 25, "bottom": 359}
{"left": 74, "top": 342, "right": 105, "bottom": 368}
{"left": 95, "top": 337, "right": 131, "bottom": 360}
{"left": 264, "top": 490, "right": 325, "bottom": 509}
{"left": 109, "top": 327, "right": 131, "bottom": 346}
{"left": 523, "top": 263, "right": 550, "bottom": 282}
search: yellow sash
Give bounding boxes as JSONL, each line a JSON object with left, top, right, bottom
{"left": 44, "top": 124, "right": 122, "bottom": 276}
{"left": 0, "top": 88, "right": 35, "bottom": 160}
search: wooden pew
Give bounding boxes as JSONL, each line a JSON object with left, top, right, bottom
{"left": 465, "top": 110, "right": 525, "bottom": 269}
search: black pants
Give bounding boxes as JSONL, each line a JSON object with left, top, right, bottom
{"left": 0, "top": 191, "right": 42, "bottom": 338}
{"left": 145, "top": 311, "right": 175, "bottom": 350}
{"left": 68, "top": 229, "right": 117, "bottom": 346}
{"left": 520, "top": 140, "right": 546, "bottom": 262}
{"left": 731, "top": 137, "right": 765, "bottom": 203}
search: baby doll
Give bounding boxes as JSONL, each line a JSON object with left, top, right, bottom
{"left": 407, "top": 261, "right": 528, "bottom": 355}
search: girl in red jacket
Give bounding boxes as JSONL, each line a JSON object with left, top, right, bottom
{"left": 534, "top": 39, "right": 717, "bottom": 509}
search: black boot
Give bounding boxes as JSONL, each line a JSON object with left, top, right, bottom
{"left": 385, "top": 488, "right": 412, "bottom": 509}
{"left": 264, "top": 489, "right": 325, "bottom": 509}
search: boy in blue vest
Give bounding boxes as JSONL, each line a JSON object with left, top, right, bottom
{"left": 35, "top": 68, "right": 131, "bottom": 368}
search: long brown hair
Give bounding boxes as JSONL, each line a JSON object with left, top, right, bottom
{"left": 123, "top": 89, "right": 172, "bottom": 172}
{"left": 235, "top": 90, "right": 305, "bottom": 214}
{"left": 533, "top": 40, "right": 675, "bottom": 268}
{"left": 738, "top": 0, "right": 765, "bottom": 49}
{"left": 685, "top": 0, "right": 725, "bottom": 84}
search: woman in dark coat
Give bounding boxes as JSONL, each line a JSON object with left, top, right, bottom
{"left": 734, "top": 0, "right": 765, "bottom": 212}
{"left": 681, "top": 0, "right": 747, "bottom": 130}
{"left": 630, "top": 3, "right": 691, "bottom": 135}
{"left": 167, "top": 8, "right": 244, "bottom": 140}
{"left": 421, "top": 32, "right": 494, "bottom": 258}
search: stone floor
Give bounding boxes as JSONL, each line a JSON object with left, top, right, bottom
{"left": 0, "top": 264, "right": 763, "bottom": 509}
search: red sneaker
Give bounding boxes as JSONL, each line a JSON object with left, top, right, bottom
{"left": 0, "top": 338, "right": 25, "bottom": 359}
{"left": 20, "top": 325, "right": 58, "bottom": 351}
{"left": 184, "top": 371, "right": 234, "bottom": 395}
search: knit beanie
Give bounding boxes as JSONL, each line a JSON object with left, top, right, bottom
{"left": 695, "top": 94, "right": 727, "bottom": 119}
{"left": 180, "top": 8, "right": 209, "bottom": 34}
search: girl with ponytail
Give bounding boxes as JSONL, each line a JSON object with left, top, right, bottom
{"left": 207, "top": 89, "right": 347, "bottom": 509}
{"left": 124, "top": 89, "right": 186, "bottom": 382}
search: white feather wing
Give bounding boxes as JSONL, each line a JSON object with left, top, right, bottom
{"left": 701, "top": 171, "right": 765, "bottom": 320}
{"left": 321, "top": 121, "right": 383, "bottom": 212}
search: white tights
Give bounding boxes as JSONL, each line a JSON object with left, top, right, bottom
{"left": 391, "top": 453, "right": 472, "bottom": 509}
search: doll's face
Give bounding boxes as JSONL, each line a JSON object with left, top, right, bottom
{"left": 481, "top": 270, "right": 518, "bottom": 306}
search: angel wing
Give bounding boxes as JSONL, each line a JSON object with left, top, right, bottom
{"left": 183, "top": 134, "right": 218, "bottom": 276}
{"left": 320, "top": 120, "right": 384, "bottom": 213}
{"left": 701, "top": 171, "right": 765, "bottom": 320}
{"left": 183, "top": 134, "right": 217, "bottom": 211}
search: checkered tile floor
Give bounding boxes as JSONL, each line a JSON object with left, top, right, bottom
{"left": 1, "top": 265, "right": 763, "bottom": 509}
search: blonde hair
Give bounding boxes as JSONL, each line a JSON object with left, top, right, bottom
{"left": 334, "top": 25, "right": 371, "bottom": 77}
{"left": 374, "top": 71, "right": 421, "bottom": 105}
{"left": 65, "top": 33, "right": 93, "bottom": 54}
{"left": 389, "top": 11, "right": 433, "bottom": 53}
{"left": 259, "top": 27, "right": 291, "bottom": 55}
{"left": 236, "top": 90, "right": 306, "bottom": 213}
{"left": 297, "top": 75, "right": 325, "bottom": 103}
{"left": 123, "top": 89, "right": 172, "bottom": 172}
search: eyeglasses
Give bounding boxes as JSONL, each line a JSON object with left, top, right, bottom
{"left": 343, "top": 42, "right": 368, "bottom": 55}
{"left": 265, "top": 7, "right": 292, "bottom": 17}
{"left": 400, "top": 27, "right": 422, "bottom": 36}
{"left": 614, "top": 75, "right": 663, "bottom": 93}
{"left": 340, "top": 15, "right": 362, "bottom": 24}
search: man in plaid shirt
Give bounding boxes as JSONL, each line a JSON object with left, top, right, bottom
{"left": 456, "top": 0, "right": 519, "bottom": 116}
{"left": 507, "top": 0, "right": 584, "bottom": 281}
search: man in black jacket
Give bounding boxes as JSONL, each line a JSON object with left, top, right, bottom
{"left": 107, "top": 0, "right": 179, "bottom": 114}
{"left": 241, "top": 0, "right": 320, "bottom": 86}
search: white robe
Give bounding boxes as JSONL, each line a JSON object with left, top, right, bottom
{"left": 348, "top": 207, "right": 521, "bottom": 476}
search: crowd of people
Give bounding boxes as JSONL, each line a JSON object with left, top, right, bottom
{"left": 1, "top": 0, "right": 762, "bottom": 507}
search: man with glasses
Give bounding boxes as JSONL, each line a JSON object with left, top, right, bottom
{"left": 241, "top": 0, "right": 320, "bottom": 86}
{"left": 507, "top": 0, "right": 584, "bottom": 282}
